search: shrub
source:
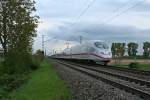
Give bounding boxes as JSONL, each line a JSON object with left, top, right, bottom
{"left": 0, "top": 62, "right": 5, "bottom": 76}
{"left": 0, "top": 74, "right": 28, "bottom": 91}
{"left": 0, "top": 74, "right": 29, "bottom": 99}
{"left": 30, "top": 50, "right": 44, "bottom": 70}
{"left": 34, "top": 50, "right": 44, "bottom": 62}
{"left": 30, "top": 58, "right": 39, "bottom": 70}
{"left": 128, "top": 62, "right": 139, "bottom": 69}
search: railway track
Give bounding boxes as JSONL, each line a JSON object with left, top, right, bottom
{"left": 58, "top": 59, "right": 150, "bottom": 76}
{"left": 61, "top": 60, "right": 150, "bottom": 86}
{"left": 71, "top": 62, "right": 150, "bottom": 81}
{"left": 62, "top": 59, "right": 150, "bottom": 80}
{"left": 54, "top": 59, "right": 150, "bottom": 100}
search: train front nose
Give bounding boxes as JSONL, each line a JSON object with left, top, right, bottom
{"left": 99, "top": 50, "right": 112, "bottom": 59}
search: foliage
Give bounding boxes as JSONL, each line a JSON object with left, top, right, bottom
{"left": 35, "top": 49, "right": 44, "bottom": 62}
{"left": 127, "top": 42, "right": 138, "bottom": 57}
{"left": 0, "top": 74, "right": 28, "bottom": 91}
{"left": 0, "top": 0, "right": 38, "bottom": 74}
{"left": 143, "top": 42, "right": 150, "bottom": 58}
{"left": 0, "top": 0, "right": 39, "bottom": 99}
{"left": 30, "top": 58, "right": 39, "bottom": 70}
{"left": 111, "top": 43, "right": 116, "bottom": 58}
{"left": 128, "top": 62, "right": 139, "bottom": 69}
{"left": 5, "top": 52, "right": 33, "bottom": 74}
{"left": 0, "top": 57, "right": 41, "bottom": 99}
{"left": 0, "top": 74, "right": 29, "bottom": 99}
{"left": 111, "top": 43, "right": 126, "bottom": 58}
{"left": 30, "top": 50, "right": 44, "bottom": 70}
{"left": 114, "top": 55, "right": 150, "bottom": 59}
{"left": 0, "top": 0, "right": 38, "bottom": 54}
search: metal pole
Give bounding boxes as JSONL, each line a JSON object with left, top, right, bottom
{"left": 66, "top": 42, "right": 70, "bottom": 49}
{"left": 42, "top": 35, "right": 44, "bottom": 51}
{"left": 80, "top": 36, "right": 82, "bottom": 44}
{"left": 45, "top": 50, "right": 46, "bottom": 56}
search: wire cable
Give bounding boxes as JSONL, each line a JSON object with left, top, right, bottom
{"left": 101, "top": 0, "right": 146, "bottom": 25}
{"left": 71, "top": 0, "right": 96, "bottom": 26}
{"left": 112, "top": 0, "right": 136, "bottom": 13}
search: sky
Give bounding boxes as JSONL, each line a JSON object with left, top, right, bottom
{"left": 33, "top": 0, "right": 150, "bottom": 55}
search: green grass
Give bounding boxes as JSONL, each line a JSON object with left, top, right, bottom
{"left": 137, "top": 64, "right": 150, "bottom": 71}
{"left": 9, "top": 60, "right": 72, "bottom": 100}
{"left": 113, "top": 64, "right": 150, "bottom": 71}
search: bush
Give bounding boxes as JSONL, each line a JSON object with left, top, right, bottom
{"left": 30, "top": 58, "right": 39, "bottom": 70}
{"left": 34, "top": 50, "right": 44, "bottom": 62}
{"left": 0, "top": 74, "right": 28, "bottom": 91}
{"left": 0, "top": 53, "right": 43, "bottom": 98}
{"left": 0, "top": 62, "right": 5, "bottom": 76}
{"left": 30, "top": 50, "right": 44, "bottom": 70}
{"left": 128, "top": 62, "right": 139, "bottom": 69}
{"left": 0, "top": 74, "right": 29, "bottom": 99}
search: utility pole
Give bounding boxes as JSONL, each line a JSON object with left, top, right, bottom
{"left": 79, "top": 36, "right": 83, "bottom": 44}
{"left": 52, "top": 49, "right": 55, "bottom": 55}
{"left": 45, "top": 50, "right": 46, "bottom": 56}
{"left": 66, "top": 42, "right": 70, "bottom": 49}
{"left": 42, "top": 35, "right": 45, "bottom": 51}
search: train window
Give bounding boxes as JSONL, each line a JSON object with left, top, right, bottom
{"left": 81, "top": 46, "right": 87, "bottom": 52}
{"left": 89, "top": 47, "right": 95, "bottom": 52}
{"left": 95, "top": 42, "right": 109, "bottom": 49}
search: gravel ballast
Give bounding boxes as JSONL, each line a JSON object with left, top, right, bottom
{"left": 51, "top": 61, "right": 143, "bottom": 100}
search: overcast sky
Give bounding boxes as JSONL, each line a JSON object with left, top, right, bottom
{"left": 33, "top": 0, "right": 150, "bottom": 54}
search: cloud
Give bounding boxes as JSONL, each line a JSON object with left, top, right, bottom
{"left": 33, "top": 0, "right": 150, "bottom": 53}
{"left": 46, "top": 22, "right": 150, "bottom": 43}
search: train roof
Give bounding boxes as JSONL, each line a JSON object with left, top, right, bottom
{"left": 61, "top": 40, "right": 107, "bottom": 53}
{"left": 82, "top": 40, "right": 105, "bottom": 44}
{"left": 87, "top": 40, "right": 104, "bottom": 43}
{"left": 67, "top": 40, "right": 106, "bottom": 49}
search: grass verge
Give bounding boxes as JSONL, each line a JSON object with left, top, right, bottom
{"left": 9, "top": 60, "right": 72, "bottom": 100}
{"left": 113, "top": 64, "right": 150, "bottom": 71}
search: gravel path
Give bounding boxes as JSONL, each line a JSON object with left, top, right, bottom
{"left": 52, "top": 61, "right": 143, "bottom": 100}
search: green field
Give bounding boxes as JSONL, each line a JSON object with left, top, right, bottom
{"left": 9, "top": 61, "right": 72, "bottom": 100}
{"left": 114, "top": 64, "right": 150, "bottom": 71}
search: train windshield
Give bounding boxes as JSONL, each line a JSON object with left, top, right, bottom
{"left": 95, "top": 42, "right": 109, "bottom": 49}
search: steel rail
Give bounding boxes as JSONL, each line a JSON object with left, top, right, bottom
{"left": 55, "top": 60, "right": 150, "bottom": 100}
{"left": 63, "top": 61, "right": 150, "bottom": 87}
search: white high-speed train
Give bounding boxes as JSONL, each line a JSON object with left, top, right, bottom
{"left": 51, "top": 40, "right": 112, "bottom": 65}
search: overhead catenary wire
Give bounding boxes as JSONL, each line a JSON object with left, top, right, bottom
{"left": 65, "top": 0, "right": 96, "bottom": 45}
{"left": 112, "top": 0, "right": 136, "bottom": 13}
{"left": 100, "top": 0, "right": 146, "bottom": 25}
{"left": 71, "top": 0, "right": 96, "bottom": 26}
{"left": 71, "top": 0, "right": 136, "bottom": 26}
{"left": 68, "top": 0, "right": 138, "bottom": 43}
{"left": 76, "top": 0, "right": 96, "bottom": 20}
{"left": 68, "top": 0, "right": 146, "bottom": 46}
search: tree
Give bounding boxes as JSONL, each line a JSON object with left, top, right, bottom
{"left": 111, "top": 43, "right": 126, "bottom": 58}
{"left": 35, "top": 49, "right": 44, "bottom": 61}
{"left": 143, "top": 42, "right": 150, "bottom": 58}
{"left": 127, "top": 42, "right": 138, "bottom": 57}
{"left": 0, "top": 0, "right": 8, "bottom": 56}
{"left": 0, "top": 0, "right": 38, "bottom": 73}
{"left": 111, "top": 43, "right": 116, "bottom": 58}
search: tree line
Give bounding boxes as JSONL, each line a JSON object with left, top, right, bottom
{"left": 111, "top": 42, "right": 150, "bottom": 59}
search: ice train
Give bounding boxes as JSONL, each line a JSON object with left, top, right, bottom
{"left": 51, "top": 40, "right": 112, "bottom": 65}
